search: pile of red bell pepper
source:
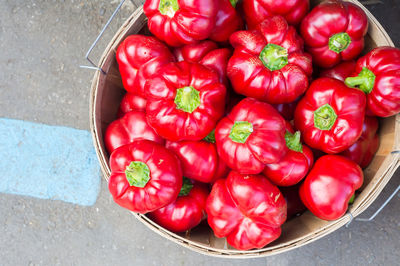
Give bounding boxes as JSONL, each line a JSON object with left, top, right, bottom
{"left": 104, "top": 0, "right": 400, "bottom": 251}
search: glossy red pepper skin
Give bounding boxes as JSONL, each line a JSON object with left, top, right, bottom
{"left": 116, "top": 35, "right": 174, "bottom": 96}
{"left": 117, "top": 93, "right": 147, "bottom": 117}
{"left": 340, "top": 116, "right": 379, "bottom": 168}
{"left": 149, "top": 180, "right": 209, "bottom": 232}
{"left": 300, "top": 0, "right": 368, "bottom": 68}
{"left": 280, "top": 185, "right": 307, "bottom": 220}
{"left": 143, "top": 0, "right": 218, "bottom": 47}
{"left": 299, "top": 155, "right": 363, "bottom": 220}
{"left": 104, "top": 111, "right": 164, "bottom": 154}
{"left": 345, "top": 47, "right": 400, "bottom": 117}
{"left": 166, "top": 139, "right": 229, "bottom": 183}
{"left": 319, "top": 60, "right": 357, "bottom": 82}
{"left": 243, "top": 0, "right": 309, "bottom": 29}
{"left": 263, "top": 124, "right": 314, "bottom": 187}
{"left": 209, "top": 0, "right": 243, "bottom": 43}
{"left": 294, "top": 77, "right": 366, "bottom": 154}
{"left": 108, "top": 140, "right": 182, "bottom": 214}
{"left": 215, "top": 98, "right": 287, "bottom": 174}
{"left": 206, "top": 171, "right": 287, "bottom": 250}
{"left": 145, "top": 62, "right": 226, "bottom": 141}
{"left": 173, "top": 41, "right": 232, "bottom": 86}
{"left": 228, "top": 16, "right": 312, "bottom": 104}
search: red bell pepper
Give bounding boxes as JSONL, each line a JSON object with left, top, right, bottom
{"left": 299, "top": 155, "right": 363, "bottom": 220}
{"left": 242, "top": 0, "right": 309, "bottom": 29}
{"left": 143, "top": 0, "right": 218, "bottom": 47}
{"left": 319, "top": 60, "right": 357, "bottom": 82}
{"left": 206, "top": 171, "right": 287, "bottom": 250}
{"left": 145, "top": 61, "right": 226, "bottom": 141}
{"left": 263, "top": 123, "right": 313, "bottom": 186}
{"left": 294, "top": 77, "right": 366, "bottom": 154}
{"left": 228, "top": 16, "right": 312, "bottom": 104}
{"left": 215, "top": 98, "right": 287, "bottom": 174}
{"left": 280, "top": 185, "right": 307, "bottom": 220}
{"left": 340, "top": 116, "right": 380, "bottom": 169}
{"left": 173, "top": 41, "right": 232, "bottom": 86}
{"left": 117, "top": 93, "right": 147, "bottom": 117}
{"left": 209, "top": 0, "right": 243, "bottom": 43}
{"left": 108, "top": 140, "right": 182, "bottom": 214}
{"left": 344, "top": 47, "right": 400, "bottom": 117}
{"left": 104, "top": 111, "right": 164, "bottom": 154}
{"left": 116, "top": 35, "right": 174, "bottom": 96}
{"left": 166, "top": 131, "right": 229, "bottom": 183}
{"left": 300, "top": 0, "right": 368, "bottom": 68}
{"left": 149, "top": 178, "right": 209, "bottom": 232}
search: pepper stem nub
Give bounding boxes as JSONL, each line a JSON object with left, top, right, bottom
{"left": 159, "top": 0, "right": 179, "bottom": 18}
{"left": 285, "top": 131, "right": 303, "bottom": 153}
{"left": 259, "top": 44, "right": 289, "bottom": 71}
{"left": 345, "top": 67, "right": 375, "bottom": 94}
{"left": 229, "top": 121, "right": 253, "bottom": 143}
{"left": 314, "top": 104, "right": 337, "bottom": 131}
{"left": 179, "top": 177, "right": 194, "bottom": 196}
{"left": 125, "top": 161, "right": 150, "bottom": 188}
{"left": 329, "top": 32, "right": 351, "bottom": 53}
{"left": 174, "top": 86, "right": 201, "bottom": 113}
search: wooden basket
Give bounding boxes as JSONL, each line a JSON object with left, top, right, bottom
{"left": 89, "top": 1, "right": 400, "bottom": 258}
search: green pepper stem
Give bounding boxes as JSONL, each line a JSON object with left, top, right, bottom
{"left": 204, "top": 129, "right": 216, "bottom": 143}
{"left": 125, "top": 161, "right": 150, "bottom": 188}
{"left": 159, "top": 0, "right": 179, "bottom": 17}
{"left": 285, "top": 131, "right": 303, "bottom": 153}
{"left": 349, "top": 194, "right": 355, "bottom": 204}
{"left": 329, "top": 33, "right": 351, "bottom": 53}
{"left": 259, "top": 44, "right": 288, "bottom": 71}
{"left": 229, "top": 121, "right": 253, "bottom": 143}
{"left": 345, "top": 67, "right": 375, "bottom": 94}
{"left": 314, "top": 104, "right": 337, "bottom": 131}
{"left": 229, "top": 0, "right": 239, "bottom": 7}
{"left": 174, "top": 86, "right": 201, "bottom": 113}
{"left": 179, "top": 177, "right": 193, "bottom": 197}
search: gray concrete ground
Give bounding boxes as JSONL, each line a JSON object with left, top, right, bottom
{"left": 0, "top": 0, "right": 399, "bottom": 265}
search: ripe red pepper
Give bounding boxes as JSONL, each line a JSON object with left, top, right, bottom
{"left": 344, "top": 47, "right": 400, "bottom": 117}
{"left": 173, "top": 41, "right": 232, "bottom": 86}
{"left": 143, "top": 0, "right": 218, "bottom": 47}
{"left": 145, "top": 62, "right": 226, "bottom": 141}
{"left": 149, "top": 178, "right": 208, "bottom": 232}
{"left": 242, "top": 0, "right": 309, "bottom": 29}
{"left": 299, "top": 155, "right": 363, "bottom": 220}
{"left": 294, "top": 77, "right": 366, "bottom": 154}
{"left": 166, "top": 131, "right": 229, "bottom": 183}
{"left": 319, "top": 60, "right": 357, "bottom": 82}
{"left": 228, "top": 16, "right": 312, "bottom": 104}
{"left": 117, "top": 93, "right": 147, "bottom": 117}
{"left": 263, "top": 123, "right": 313, "bottom": 187}
{"left": 104, "top": 111, "right": 164, "bottom": 154}
{"left": 215, "top": 98, "right": 287, "bottom": 174}
{"left": 116, "top": 35, "right": 174, "bottom": 96}
{"left": 340, "top": 116, "right": 380, "bottom": 168}
{"left": 206, "top": 171, "right": 286, "bottom": 250}
{"left": 280, "top": 185, "right": 307, "bottom": 220}
{"left": 300, "top": 0, "right": 368, "bottom": 68}
{"left": 209, "top": 0, "right": 243, "bottom": 43}
{"left": 108, "top": 140, "right": 182, "bottom": 214}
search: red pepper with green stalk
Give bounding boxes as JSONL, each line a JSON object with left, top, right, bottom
{"left": 173, "top": 41, "right": 232, "bottom": 86}
{"left": 300, "top": 0, "right": 368, "bottom": 68}
{"left": 209, "top": 0, "right": 243, "bottom": 43}
{"left": 299, "top": 155, "right": 363, "bottom": 220}
{"left": 206, "top": 171, "right": 287, "bottom": 250}
{"left": 143, "top": 0, "right": 218, "bottom": 47}
{"left": 104, "top": 111, "right": 164, "bottom": 154}
{"left": 227, "top": 16, "right": 312, "bottom": 104}
{"left": 108, "top": 140, "right": 182, "bottom": 214}
{"left": 294, "top": 77, "right": 366, "bottom": 154}
{"left": 263, "top": 123, "right": 313, "bottom": 187}
{"left": 242, "top": 0, "right": 310, "bottom": 29}
{"left": 117, "top": 93, "right": 147, "bottom": 117}
{"left": 116, "top": 35, "right": 174, "bottom": 96}
{"left": 215, "top": 98, "right": 287, "bottom": 174}
{"left": 340, "top": 116, "right": 380, "bottom": 169}
{"left": 145, "top": 61, "right": 226, "bottom": 141}
{"left": 344, "top": 47, "right": 400, "bottom": 117}
{"left": 149, "top": 178, "right": 209, "bottom": 232}
{"left": 166, "top": 130, "right": 229, "bottom": 184}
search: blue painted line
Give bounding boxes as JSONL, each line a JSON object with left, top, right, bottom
{"left": 0, "top": 118, "right": 101, "bottom": 206}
